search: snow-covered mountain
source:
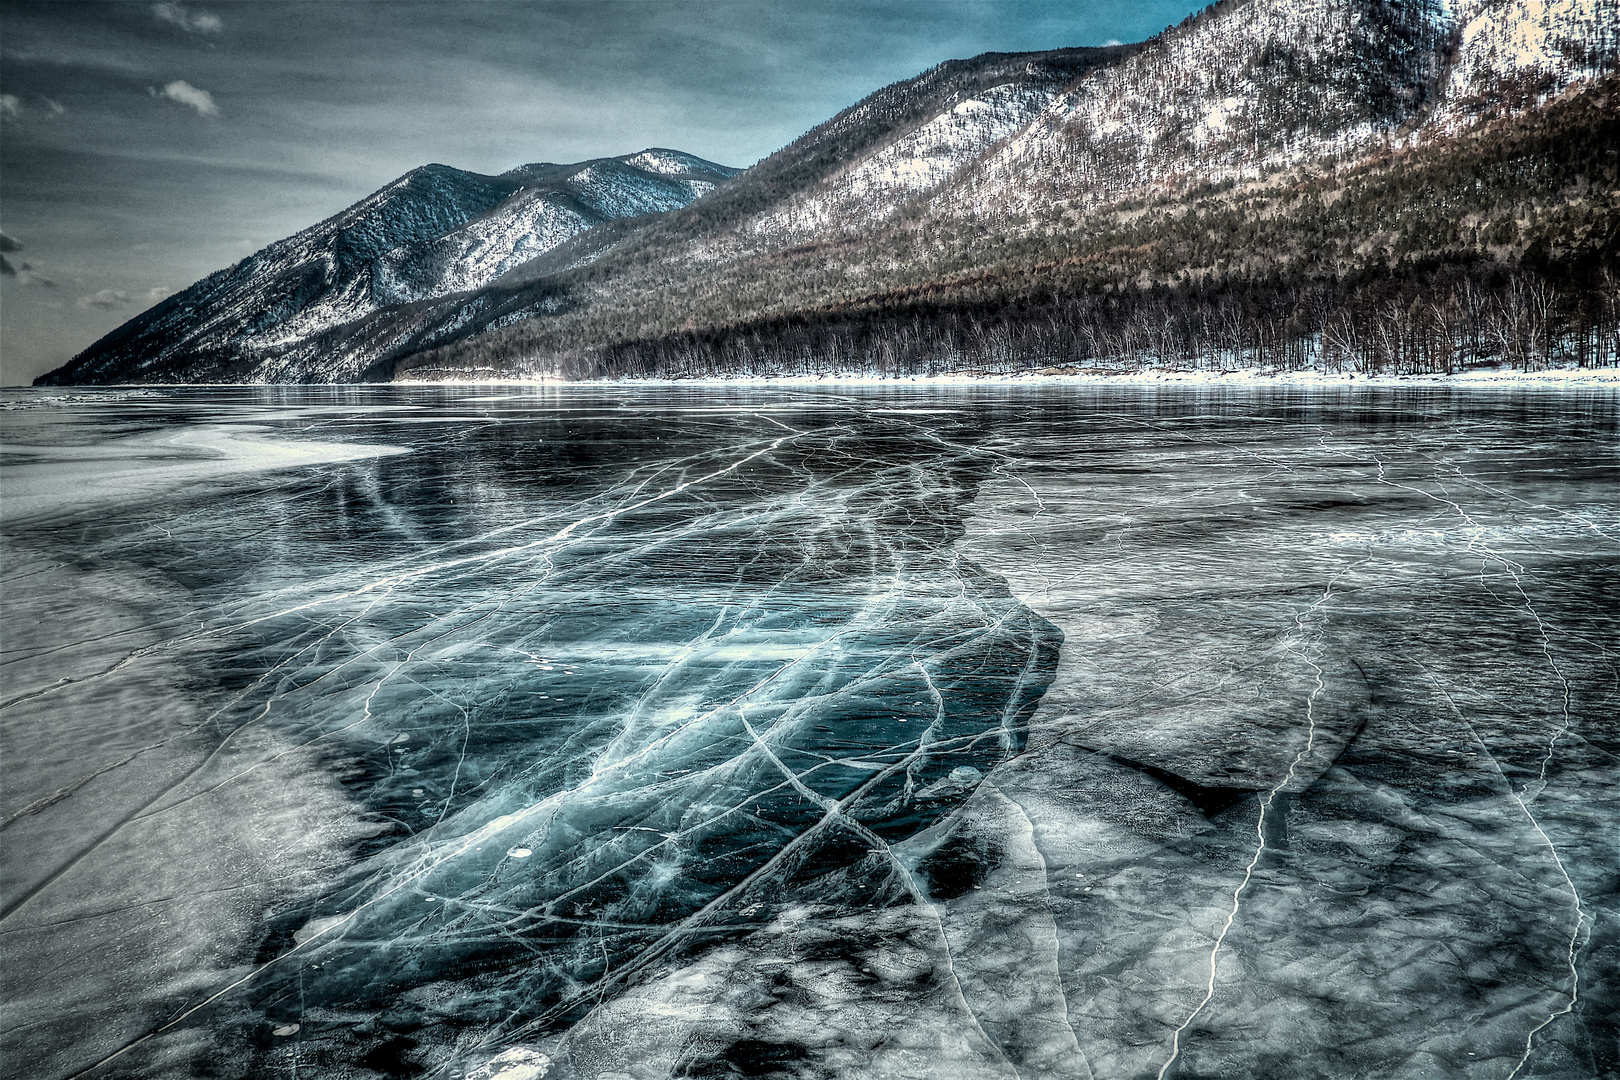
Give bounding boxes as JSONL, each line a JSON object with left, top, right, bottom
{"left": 371, "top": 157, "right": 726, "bottom": 307}
{"left": 45, "top": 150, "right": 736, "bottom": 384}
{"left": 732, "top": 0, "right": 1613, "bottom": 240}
{"left": 939, "top": 0, "right": 1454, "bottom": 221}
{"left": 39, "top": 0, "right": 1618, "bottom": 385}
{"left": 935, "top": 0, "right": 1617, "bottom": 225}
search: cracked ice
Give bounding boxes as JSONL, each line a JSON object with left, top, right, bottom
{"left": 0, "top": 384, "right": 1615, "bottom": 1080}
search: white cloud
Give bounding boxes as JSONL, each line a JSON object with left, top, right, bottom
{"left": 156, "top": 80, "right": 219, "bottom": 117}
{"left": 0, "top": 94, "right": 20, "bottom": 120}
{"left": 151, "top": 2, "right": 223, "bottom": 35}
{"left": 146, "top": 286, "right": 176, "bottom": 302}
{"left": 77, "top": 289, "right": 134, "bottom": 310}
{"left": 0, "top": 45, "right": 148, "bottom": 74}
{"left": 44, "top": 97, "right": 66, "bottom": 117}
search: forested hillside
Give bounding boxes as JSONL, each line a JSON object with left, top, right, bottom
{"left": 398, "top": 73, "right": 1620, "bottom": 381}
{"left": 388, "top": 0, "right": 1620, "bottom": 382}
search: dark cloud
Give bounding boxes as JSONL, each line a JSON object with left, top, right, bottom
{"left": 1, "top": 254, "right": 14, "bottom": 276}
{"left": 0, "top": 0, "right": 1204, "bottom": 383}
{"left": 0, "top": 232, "right": 20, "bottom": 252}
{"left": 8, "top": 262, "right": 57, "bottom": 287}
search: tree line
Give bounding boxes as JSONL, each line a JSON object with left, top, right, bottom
{"left": 398, "top": 263, "right": 1616, "bottom": 383}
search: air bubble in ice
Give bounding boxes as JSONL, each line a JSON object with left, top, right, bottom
{"left": 271, "top": 1023, "right": 300, "bottom": 1037}
{"left": 507, "top": 846, "right": 532, "bottom": 859}
{"left": 949, "top": 766, "right": 983, "bottom": 785}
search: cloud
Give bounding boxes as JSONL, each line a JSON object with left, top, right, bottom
{"left": 0, "top": 94, "right": 19, "bottom": 120}
{"left": 154, "top": 80, "right": 219, "bottom": 116}
{"left": 77, "top": 289, "right": 133, "bottom": 310}
{"left": 44, "top": 97, "right": 66, "bottom": 116}
{"left": 0, "top": 45, "right": 148, "bottom": 74}
{"left": 7, "top": 262, "right": 57, "bottom": 288}
{"left": 151, "top": 2, "right": 223, "bottom": 35}
{"left": 0, "top": 237, "right": 55, "bottom": 286}
{"left": 146, "top": 286, "right": 175, "bottom": 302}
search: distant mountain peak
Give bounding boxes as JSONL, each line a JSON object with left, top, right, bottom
{"left": 622, "top": 148, "right": 741, "bottom": 179}
{"left": 40, "top": 148, "right": 739, "bottom": 385}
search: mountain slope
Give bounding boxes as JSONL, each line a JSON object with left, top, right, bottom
{"left": 388, "top": 0, "right": 1617, "bottom": 380}
{"left": 402, "top": 74, "right": 1619, "bottom": 380}
{"left": 943, "top": 0, "right": 1454, "bottom": 221}
{"left": 38, "top": 0, "right": 1620, "bottom": 385}
{"left": 38, "top": 150, "right": 737, "bottom": 385}
{"left": 40, "top": 47, "right": 1122, "bottom": 385}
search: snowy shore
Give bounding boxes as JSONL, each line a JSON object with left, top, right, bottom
{"left": 401, "top": 364, "right": 1620, "bottom": 389}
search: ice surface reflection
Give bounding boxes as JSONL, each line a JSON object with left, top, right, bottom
{"left": 1, "top": 385, "right": 1615, "bottom": 1080}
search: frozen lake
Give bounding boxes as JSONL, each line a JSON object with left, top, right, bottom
{"left": 1, "top": 384, "right": 1615, "bottom": 1080}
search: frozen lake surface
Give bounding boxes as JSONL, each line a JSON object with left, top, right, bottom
{"left": 1, "top": 385, "right": 1615, "bottom": 1080}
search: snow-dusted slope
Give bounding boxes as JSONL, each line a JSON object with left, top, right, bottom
{"left": 45, "top": 150, "right": 737, "bottom": 384}
{"left": 57, "top": 165, "right": 521, "bottom": 384}
{"left": 622, "top": 148, "right": 727, "bottom": 177}
{"left": 1434, "top": 0, "right": 1620, "bottom": 124}
{"left": 937, "top": 0, "right": 1615, "bottom": 224}
{"left": 751, "top": 71, "right": 1078, "bottom": 242}
{"left": 937, "top": 0, "right": 1454, "bottom": 221}
{"left": 636, "top": 47, "right": 1126, "bottom": 252}
{"left": 735, "top": 0, "right": 1613, "bottom": 247}
{"left": 372, "top": 159, "right": 723, "bottom": 307}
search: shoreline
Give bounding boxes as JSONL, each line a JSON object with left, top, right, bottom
{"left": 8, "top": 365, "right": 1618, "bottom": 392}
{"left": 394, "top": 364, "right": 1620, "bottom": 389}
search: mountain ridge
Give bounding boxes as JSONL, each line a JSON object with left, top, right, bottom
{"left": 37, "top": 0, "right": 1620, "bottom": 386}
{"left": 40, "top": 150, "right": 737, "bottom": 384}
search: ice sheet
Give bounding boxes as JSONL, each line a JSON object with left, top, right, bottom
{"left": 1, "top": 384, "right": 1614, "bottom": 1079}
{"left": 1, "top": 420, "right": 407, "bottom": 524}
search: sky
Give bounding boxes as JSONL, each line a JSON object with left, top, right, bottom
{"left": 0, "top": 0, "right": 1206, "bottom": 385}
